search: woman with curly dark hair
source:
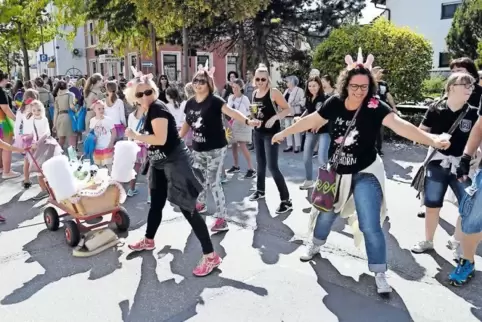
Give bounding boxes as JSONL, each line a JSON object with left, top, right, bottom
{"left": 272, "top": 49, "right": 451, "bottom": 295}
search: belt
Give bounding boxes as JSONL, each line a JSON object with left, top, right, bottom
{"left": 58, "top": 110, "right": 68, "bottom": 114}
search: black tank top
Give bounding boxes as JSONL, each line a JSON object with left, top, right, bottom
{"left": 253, "top": 89, "right": 280, "bottom": 134}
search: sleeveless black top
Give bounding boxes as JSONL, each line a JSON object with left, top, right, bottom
{"left": 253, "top": 89, "right": 280, "bottom": 134}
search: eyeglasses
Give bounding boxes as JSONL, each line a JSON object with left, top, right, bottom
{"left": 193, "top": 78, "right": 208, "bottom": 85}
{"left": 349, "top": 84, "right": 369, "bottom": 91}
{"left": 454, "top": 83, "right": 475, "bottom": 90}
{"left": 135, "top": 89, "right": 154, "bottom": 98}
{"left": 255, "top": 78, "right": 267, "bottom": 82}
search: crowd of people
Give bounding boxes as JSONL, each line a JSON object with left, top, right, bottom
{"left": 0, "top": 52, "right": 482, "bottom": 293}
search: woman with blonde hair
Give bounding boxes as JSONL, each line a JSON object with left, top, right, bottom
{"left": 124, "top": 69, "right": 222, "bottom": 276}
{"left": 249, "top": 63, "right": 292, "bottom": 214}
{"left": 83, "top": 73, "right": 104, "bottom": 131}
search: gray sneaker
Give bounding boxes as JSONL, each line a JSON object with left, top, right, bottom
{"left": 375, "top": 272, "right": 392, "bottom": 294}
{"left": 411, "top": 240, "right": 434, "bottom": 254}
{"left": 300, "top": 244, "right": 320, "bottom": 262}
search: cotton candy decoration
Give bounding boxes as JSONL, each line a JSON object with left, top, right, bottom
{"left": 42, "top": 155, "right": 78, "bottom": 201}
{"left": 111, "top": 140, "right": 140, "bottom": 182}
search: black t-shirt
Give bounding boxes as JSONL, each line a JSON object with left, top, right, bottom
{"left": 143, "top": 100, "right": 181, "bottom": 161}
{"left": 253, "top": 90, "right": 280, "bottom": 134}
{"left": 306, "top": 94, "right": 328, "bottom": 134}
{"left": 158, "top": 88, "right": 168, "bottom": 103}
{"left": 471, "top": 83, "right": 482, "bottom": 111}
{"left": 377, "top": 81, "right": 389, "bottom": 103}
{"left": 184, "top": 94, "right": 228, "bottom": 152}
{"left": 223, "top": 84, "right": 233, "bottom": 100}
{"left": 0, "top": 88, "right": 9, "bottom": 105}
{"left": 422, "top": 101, "right": 479, "bottom": 157}
{"left": 317, "top": 95, "right": 393, "bottom": 174}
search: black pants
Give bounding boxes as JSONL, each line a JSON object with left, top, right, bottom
{"left": 254, "top": 131, "right": 290, "bottom": 200}
{"left": 146, "top": 168, "right": 214, "bottom": 254}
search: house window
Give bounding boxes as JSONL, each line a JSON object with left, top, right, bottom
{"left": 197, "top": 55, "right": 209, "bottom": 68}
{"left": 100, "top": 62, "right": 105, "bottom": 76}
{"left": 163, "top": 54, "right": 178, "bottom": 81}
{"left": 226, "top": 55, "right": 238, "bottom": 75}
{"left": 120, "top": 57, "right": 125, "bottom": 76}
{"left": 89, "top": 22, "right": 96, "bottom": 46}
{"left": 439, "top": 52, "right": 451, "bottom": 68}
{"left": 441, "top": 2, "right": 461, "bottom": 20}
{"left": 90, "top": 60, "right": 97, "bottom": 75}
{"left": 128, "top": 53, "right": 137, "bottom": 78}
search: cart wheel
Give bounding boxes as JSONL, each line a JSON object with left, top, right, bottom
{"left": 44, "top": 207, "right": 60, "bottom": 231}
{"left": 64, "top": 220, "right": 81, "bottom": 247}
{"left": 114, "top": 207, "right": 130, "bottom": 232}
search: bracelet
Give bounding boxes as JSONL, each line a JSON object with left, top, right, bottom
{"left": 245, "top": 118, "right": 249, "bottom": 125}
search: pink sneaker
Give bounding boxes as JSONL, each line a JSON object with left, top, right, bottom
{"left": 196, "top": 203, "right": 207, "bottom": 214}
{"left": 193, "top": 253, "right": 222, "bottom": 277}
{"left": 211, "top": 218, "right": 229, "bottom": 232}
{"left": 128, "top": 238, "right": 155, "bottom": 251}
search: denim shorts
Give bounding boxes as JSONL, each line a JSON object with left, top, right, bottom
{"left": 459, "top": 170, "right": 482, "bottom": 234}
{"left": 423, "top": 161, "right": 468, "bottom": 208}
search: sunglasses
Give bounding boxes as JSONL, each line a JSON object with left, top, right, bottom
{"left": 193, "top": 78, "right": 208, "bottom": 85}
{"left": 255, "top": 78, "right": 267, "bottom": 82}
{"left": 135, "top": 89, "right": 154, "bottom": 98}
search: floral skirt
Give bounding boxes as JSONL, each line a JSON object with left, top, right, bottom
{"left": 93, "top": 147, "right": 114, "bottom": 166}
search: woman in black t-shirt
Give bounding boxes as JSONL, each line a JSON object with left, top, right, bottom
{"left": 180, "top": 69, "right": 260, "bottom": 233}
{"left": 157, "top": 75, "right": 169, "bottom": 103}
{"left": 273, "top": 57, "right": 450, "bottom": 294}
{"left": 411, "top": 73, "right": 478, "bottom": 258}
{"left": 296, "top": 76, "right": 328, "bottom": 190}
{"left": 124, "top": 72, "right": 221, "bottom": 277}
{"left": 248, "top": 63, "right": 293, "bottom": 214}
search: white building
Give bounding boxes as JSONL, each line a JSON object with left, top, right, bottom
{"left": 372, "top": 0, "right": 462, "bottom": 72}
{"left": 30, "top": 4, "right": 87, "bottom": 78}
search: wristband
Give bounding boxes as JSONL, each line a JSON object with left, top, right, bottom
{"left": 245, "top": 118, "right": 249, "bottom": 125}
{"left": 461, "top": 153, "right": 472, "bottom": 161}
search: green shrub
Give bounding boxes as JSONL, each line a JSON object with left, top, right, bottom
{"left": 421, "top": 76, "right": 446, "bottom": 99}
{"left": 383, "top": 112, "right": 425, "bottom": 142}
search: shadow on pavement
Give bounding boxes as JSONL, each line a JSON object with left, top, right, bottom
{"left": 1, "top": 228, "right": 123, "bottom": 305}
{"left": 383, "top": 143, "right": 426, "bottom": 181}
{"left": 310, "top": 258, "right": 415, "bottom": 322}
{"left": 120, "top": 239, "right": 268, "bottom": 322}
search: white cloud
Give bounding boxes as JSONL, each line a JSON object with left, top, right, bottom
{"left": 359, "top": 0, "right": 384, "bottom": 24}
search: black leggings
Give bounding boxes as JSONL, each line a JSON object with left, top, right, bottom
{"left": 145, "top": 169, "right": 214, "bottom": 254}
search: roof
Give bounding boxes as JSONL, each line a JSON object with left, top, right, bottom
{"left": 370, "top": 0, "right": 386, "bottom": 5}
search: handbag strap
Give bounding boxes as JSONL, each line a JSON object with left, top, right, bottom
{"left": 32, "top": 119, "right": 39, "bottom": 141}
{"left": 331, "top": 103, "right": 363, "bottom": 170}
{"left": 135, "top": 114, "right": 146, "bottom": 132}
{"left": 423, "top": 104, "right": 470, "bottom": 167}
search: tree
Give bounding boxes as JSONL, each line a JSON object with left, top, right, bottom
{"left": 0, "top": 0, "right": 86, "bottom": 80}
{"left": 477, "top": 41, "right": 482, "bottom": 68}
{"left": 188, "top": 0, "right": 365, "bottom": 69}
{"left": 313, "top": 18, "right": 433, "bottom": 102}
{"left": 277, "top": 50, "right": 313, "bottom": 90}
{"left": 446, "top": 0, "right": 482, "bottom": 60}
{"left": 0, "top": 30, "right": 23, "bottom": 76}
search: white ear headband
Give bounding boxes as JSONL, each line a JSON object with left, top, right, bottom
{"left": 345, "top": 47, "right": 374, "bottom": 71}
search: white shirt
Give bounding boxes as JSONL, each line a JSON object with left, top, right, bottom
{"left": 227, "top": 94, "right": 250, "bottom": 116}
{"left": 128, "top": 112, "right": 145, "bottom": 132}
{"left": 23, "top": 116, "right": 51, "bottom": 139}
{"left": 89, "top": 116, "right": 115, "bottom": 149}
{"left": 166, "top": 101, "right": 185, "bottom": 128}
{"left": 104, "top": 99, "right": 126, "bottom": 125}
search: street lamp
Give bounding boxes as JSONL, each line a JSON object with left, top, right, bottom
{"left": 39, "top": 10, "right": 50, "bottom": 75}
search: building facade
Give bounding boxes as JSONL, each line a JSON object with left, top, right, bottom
{"left": 83, "top": 22, "right": 240, "bottom": 89}
{"left": 374, "top": 0, "right": 462, "bottom": 71}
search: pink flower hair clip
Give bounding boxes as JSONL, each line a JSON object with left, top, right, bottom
{"left": 345, "top": 48, "right": 375, "bottom": 71}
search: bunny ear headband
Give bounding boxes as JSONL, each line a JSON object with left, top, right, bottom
{"left": 127, "top": 66, "right": 154, "bottom": 87}
{"left": 197, "top": 59, "right": 216, "bottom": 78}
{"left": 345, "top": 47, "right": 374, "bottom": 71}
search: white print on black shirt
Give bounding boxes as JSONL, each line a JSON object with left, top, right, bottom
{"left": 148, "top": 149, "right": 167, "bottom": 160}
{"left": 332, "top": 117, "right": 360, "bottom": 166}
{"left": 459, "top": 119, "right": 473, "bottom": 133}
{"left": 188, "top": 110, "right": 207, "bottom": 143}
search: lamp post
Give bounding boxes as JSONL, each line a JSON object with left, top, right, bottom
{"left": 39, "top": 10, "right": 49, "bottom": 75}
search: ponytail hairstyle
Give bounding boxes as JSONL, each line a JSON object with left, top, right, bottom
{"left": 165, "top": 86, "right": 181, "bottom": 108}
{"left": 105, "top": 80, "right": 118, "bottom": 103}
{"left": 84, "top": 73, "right": 103, "bottom": 98}
{"left": 21, "top": 89, "right": 39, "bottom": 112}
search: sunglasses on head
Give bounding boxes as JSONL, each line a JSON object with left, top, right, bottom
{"left": 193, "top": 78, "right": 208, "bottom": 85}
{"left": 135, "top": 89, "right": 154, "bottom": 98}
{"left": 255, "top": 78, "right": 267, "bottom": 82}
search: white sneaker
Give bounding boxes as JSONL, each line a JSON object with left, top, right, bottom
{"left": 299, "top": 180, "right": 314, "bottom": 190}
{"left": 300, "top": 244, "right": 320, "bottom": 262}
{"left": 411, "top": 240, "right": 434, "bottom": 254}
{"left": 375, "top": 272, "right": 392, "bottom": 294}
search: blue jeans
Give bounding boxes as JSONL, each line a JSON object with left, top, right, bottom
{"left": 254, "top": 131, "right": 290, "bottom": 200}
{"left": 313, "top": 172, "right": 386, "bottom": 273}
{"left": 423, "top": 161, "right": 469, "bottom": 208}
{"left": 460, "top": 170, "right": 482, "bottom": 234}
{"left": 303, "top": 132, "right": 330, "bottom": 180}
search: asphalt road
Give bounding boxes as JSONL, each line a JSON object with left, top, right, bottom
{"left": 0, "top": 142, "right": 481, "bottom": 322}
